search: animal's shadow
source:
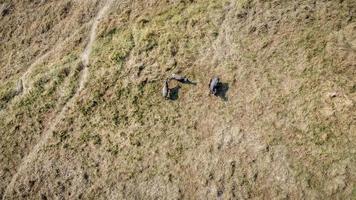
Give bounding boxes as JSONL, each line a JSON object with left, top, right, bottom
{"left": 174, "top": 79, "right": 197, "bottom": 85}
{"left": 169, "top": 86, "right": 181, "bottom": 101}
{"left": 216, "top": 82, "right": 229, "bottom": 101}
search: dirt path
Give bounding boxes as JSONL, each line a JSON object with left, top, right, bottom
{"left": 80, "top": 0, "right": 113, "bottom": 89}
{"left": 0, "top": 22, "right": 89, "bottom": 117}
{"left": 2, "top": 1, "right": 113, "bottom": 198}
{"left": 20, "top": 23, "right": 89, "bottom": 94}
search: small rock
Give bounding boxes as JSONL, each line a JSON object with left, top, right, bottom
{"left": 328, "top": 92, "right": 338, "bottom": 98}
{"left": 321, "top": 133, "right": 328, "bottom": 141}
{"left": 16, "top": 79, "right": 23, "bottom": 94}
{"left": 40, "top": 194, "right": 47, "bottom": 200}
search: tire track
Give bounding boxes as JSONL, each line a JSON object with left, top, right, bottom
{"left": 2, "top": 1, "right": 113, "bottom": 198}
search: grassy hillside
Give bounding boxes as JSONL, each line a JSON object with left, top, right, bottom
{"left": 1, "top": 0, "right": 355, "bottom": 199}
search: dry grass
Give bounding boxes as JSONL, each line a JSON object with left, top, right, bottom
{"left": 0, "top": 0, "right": 355, "bottom": 199}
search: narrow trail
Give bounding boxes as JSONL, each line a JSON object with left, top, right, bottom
{"left": 0, "top": 24, "right": 88, "bottom": 117}
{"left": 20, "top": 23, "right": 88, "bottom": 93}
{"left": 0, "top": 25, "right": 85, "bottom": 117}
{"left": 80, "top": 0, "right": 113, "bottom": 90}
{"left": 2, "top": 1, "right": 113, "bottom": 198}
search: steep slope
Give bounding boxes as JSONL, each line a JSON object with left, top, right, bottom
{"left": 1, "top": 0, "right": 355, "bottom": 199}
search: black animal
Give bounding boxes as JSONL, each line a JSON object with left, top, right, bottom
{"left": 162, "top": 79, "right": 170, "bottom": 99}
{"left": 209, "top": 76, "right": 220, "bottom": 95}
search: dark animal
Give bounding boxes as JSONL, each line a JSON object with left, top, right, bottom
{"left": 209, "top": 76, "right": 220, "bottom": 95}
{"left": 162, "top": 79, "right": 170, "bottom": 99}
{"left": 171, "top": 74, "right": 188, "bottom": 83}
{"left": 171, "top": 73, "right": 197, "bottom": 84}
